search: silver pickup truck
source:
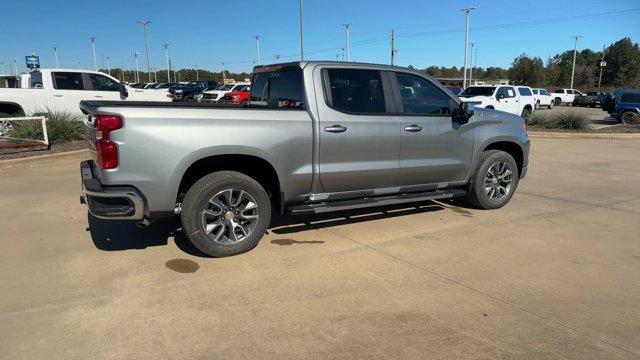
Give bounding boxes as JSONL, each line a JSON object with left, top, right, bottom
{"left": 80, "top": 61, "right": 529, "bottom": 257}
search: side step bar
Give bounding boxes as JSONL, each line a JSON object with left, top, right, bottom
{"left": 287, "top": 188, "right": 467, "bottom": 215}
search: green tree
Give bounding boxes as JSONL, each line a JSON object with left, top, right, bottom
{"left": 602, "top": 37, "right": 640, "bottom": 88}
{"left": 508, "top": 54, "right": 545, "bottom": 86}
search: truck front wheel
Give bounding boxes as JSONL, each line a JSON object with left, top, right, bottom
{"left": 466, "top": 150, "right": 519, "bottom": 210}
{"left": 181, "top": 171, "right": 272, "bottom": 257}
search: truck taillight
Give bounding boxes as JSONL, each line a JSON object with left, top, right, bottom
{"left": 94, "top": 115, "right": 123, "bottom": 169}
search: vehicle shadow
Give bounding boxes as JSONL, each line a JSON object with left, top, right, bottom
{"left": 86, "top": 198, "right": 471, "bottom": 256}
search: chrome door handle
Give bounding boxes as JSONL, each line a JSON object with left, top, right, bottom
{"left": 404, "top": 124, "right": 423, "bottom": 132}
{"left": 94, "top": 95, "right": 103, "bottom": 98}
{"left": 53, "top": 94, "right": 63, "bottom": 97}
{"left": 324, "top": 125, "right": 347, "bottom": 133}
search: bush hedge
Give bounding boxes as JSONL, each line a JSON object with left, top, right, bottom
{"left": 528, "top": 111, "right": 591, "bottom": 131}
{"left": 8, "top": 109, "right": 85, "bottom": 144}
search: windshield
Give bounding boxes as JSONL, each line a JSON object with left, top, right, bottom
{"left": 459, "top": 86, "right": 496, "bottom": 97}
{"left": 218, "top": 84, "right": 234, "bottom": 91}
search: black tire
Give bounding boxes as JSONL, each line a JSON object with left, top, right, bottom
{"left": 554, "top": 98, "right": 561, "bottom": 105}
{"left": 466, "top": 150, "right": 519, "bottom": 210}
{"left": 619, "top": 110, "right": 638, "bottom": 124}
{"left": 521, "top": 108, "right": 532, "bottom": 122}
{"left": 181, "top": 171, "right": 271, "bottom": 257}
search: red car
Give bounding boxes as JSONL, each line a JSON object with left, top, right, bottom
{"left": 222, "top": 85, "right": 250, "bottom": 104}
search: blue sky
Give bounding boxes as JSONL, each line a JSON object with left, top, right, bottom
{"left": 1, "top": 0, "right": 638, "bottom": 74}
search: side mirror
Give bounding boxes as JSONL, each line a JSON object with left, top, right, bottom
{"left": 454, "top": 102, "right": 474, "bottom": 124}
{"left": 497, "top": 94, "right": 505, "bottom": 100}
{"left": 119, "top": 81, "right": 129, "bottom": 100}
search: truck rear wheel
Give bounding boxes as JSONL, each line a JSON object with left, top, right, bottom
{"left": 181, "top": 171, "right": 271, "bottom": 257}
{"left": 466, "top": 150, "right": 519, "bottom": 210}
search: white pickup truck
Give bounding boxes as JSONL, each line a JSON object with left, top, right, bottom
{"left": 0, "top": 69, "right": 170, "bottom": 117}
{"left": 550, "top": 88, "right": 582, "bottom": 105}
{"left": 458, "top": 85, "right": 536, "bottom": 121}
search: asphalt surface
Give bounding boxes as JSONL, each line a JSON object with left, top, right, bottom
{"left": 1, "top": 137, "right": 639, "bottom": 359}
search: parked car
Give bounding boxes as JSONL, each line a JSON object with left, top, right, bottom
{"left": 550, "top": 88, "right": 582, "bottom": 105}
{"left": 458, "top": 85, "right": 535, "bottom": 120}
{"left": 605, "top": 88, "right": 640, "bottom": 123}
{"left": 79, "top": 61, "right": 530, "bottom": 257}
{"left": 143, "top": 83, "right": 158, "bottom": 89}
{"left": 170, "top": 81, "right": 220, "bottom": 102}
{"left": 0, "top": 69, "right": 171, "bottom": 117}
{"left": 531, "top": 88, "right": 554, "bottom": 109}
{"left": 572, "top": 91, "right": 605, "bottom": 107}
{"left": 197, "top": 83, "right": 250, "bottom": 103}
{"left": 220, "top": 85, "right": 251, "bottom": 104}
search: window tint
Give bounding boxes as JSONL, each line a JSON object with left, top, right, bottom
{"left": 325, "top": 69, "right": 385, "bottom": 114}
{"left": 532, "top": 89, "right": 538, "bottom": 94}
{"left": 496, "top": 86, "right": 516, "bottom": 98}
{"left": 30, "top": 72, "right": 43, "bottom": 88}
{"left": 89, "top": 74, "right": 119, "bottom": 91}
{"left": 541, "top": 90, "right": 549, "bottom": 95}
{"left": 459, "top": 86, "right": 495, "bottom": 97}
{"left": 52, "top": 72, "right": 84, "bottom": 90}
{"left": 395, "top": 72, "right": 450, "bottom": 115}
{"left": 518, "top": 87, "right": 532, "bottom": 96}
{"left": 250, "top": 69, "right": 304, "bottom": 108}
{"left": 620, "top": 92, "right": 640, "bottom": 103}
{"left": 554, "top": 89, "right": 564, "bottom": 94}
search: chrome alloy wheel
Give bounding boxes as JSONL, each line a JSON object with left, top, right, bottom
{"left": 484, "top": 161, "right": 514, "bottom": 201}
{"left": 201, "top": 189, "right": 259, "bottom": 245}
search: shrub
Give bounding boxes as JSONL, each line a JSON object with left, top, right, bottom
{"left": 528, "top": 111, "right": 591, "bottom": 131}
{"left": 8, "top": 109, "right": 85, "bottom": 144}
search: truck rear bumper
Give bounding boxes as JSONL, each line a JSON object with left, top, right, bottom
{"left": 80, "top": 160, "right": 146, "bottom": 220}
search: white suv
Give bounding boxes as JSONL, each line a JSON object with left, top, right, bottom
{"left": 459, "top": 85, "right": 535, "bottom": 120}
{"left": 551, "top": 88, "right": 582, "bottom": 105}
{"left": 532, "top": 88, "right": 554, "bottom": 109}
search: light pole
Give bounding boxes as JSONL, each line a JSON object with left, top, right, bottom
{"left": 13, "top": 58, "right": 18, "bottom": 75}
{"left": 254, "top": 35, "right": 261, "bottom": 65}
{"left": 53, "top": 46, "right": 60, "bottom": 68}
{"left": 460, "top": 6, "right": 476, "bottom": 89}
{"left": 195, "top": 65, "right": 199, "bottom": 81}
{"left": 570, "top": 35, "right": 582, "bottom": 89}
{"left": 137, "top": 20, "right": 152, "bottom": 82}
{"left": 162, "top": 43, "right": 171, "bottom": 82}
{"left": 299, "top": 0, "right": 304, "bottom": 61}
{"left": 106, "top": 56, "right": 111, "bottom": 75}
{"left": 221, "top": 62, "right": 226, "bottom": 85}
{"left": 469, "top": 42, "right": 476, "bottom": 85}
{"left": 1, "top": 62, "right": 4, "bottom": 74}
{"left": 390, "top": 29, "right": 397, "bottom": 66}
{"left": 90, "top": 37, "right": 98, "bottom": 70}
{"left": 133, "top": 52, "right": 140, "bottom": 82}
{"left": 598, "top": 44, "right": 606, "bottom": 93}
{"left": 343, "top": 23, "right": 352, "bottom": 61}
{"left": 275, "top": 54, "right": 281, "bottom": 61}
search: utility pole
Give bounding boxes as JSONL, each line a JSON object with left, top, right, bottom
{"left": 137, "top": 20, "right": 152, "bottom": 82}
{"left": 221, "top": 62, "right": 226, "bottom": 85}
{"left": 341, "top": 48, "right": 345, "bottom": 61}
{"left": 254, "top": 35, "right": 261, "bottom": 65}
{"left": 13, "top": 58, "right": 18, "bottom": 75}
{"left": 343, "top": 23, "right": 352, "bottom": 61}
{"left": 597, "top": 44, "right": 606, "bottom": 93}
{"left": 53, "top": 46, "right": 60, "bottom": 68}
{"left": 162, "top": 43, "right": 170, "bottom": 82}
{"left": 121, "top": 63, "right": 125, "bottom": 82}
{"left": 106, "top": 56, "right": 111, "bottom": 75}
{"left": 299, "top": 0, "right": 304, "bottom": 61}
{"left": 133, "top": 52, "right": 140, "bottom": 82}
{"left": 1, "top": 62, "right": 4, "bottom": 74}
{"left": 570, "top": 35, "right": 582, "bottom": 90}
{"left": 390, "top": 29, "right": 397, "bottom": 66}
{"left": 460, "top": 6, "right": 476, "bottom": 89}
{"left": 469, "top": 42, "right": 476, "bottom": 85}
{"left": 90, "top": 37, "right": 98, "bottom": 70}
{"left": 275, "top": 54, "right": 281, "bottom": 61}
{"left": 77, "top": 61, "right": 81, "bottom": 70}
{"left": 195, "top": 65, "right": 199, "bottom": 81}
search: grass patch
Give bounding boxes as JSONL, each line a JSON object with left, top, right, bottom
{"left": 8, "top": 109, "right": 85, "bottom": 144}
{"left": 528, "top": 111, "right": 591, "bottom": 131}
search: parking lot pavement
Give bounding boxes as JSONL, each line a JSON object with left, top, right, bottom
{"left": 539, "top": 105, "right": 617, "bottom": 129}
{"left": 1, "top": 138, "right": 639, "bottom": 359}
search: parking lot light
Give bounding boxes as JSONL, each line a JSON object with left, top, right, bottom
{"left": 163, "top": 44, "right": 170, "bottom": 83}
{"left": 460, "top": 6, "right": 476, "bottom": 89}
{"left": 570, "top": 35, "right": 583, "bottom": 90}
{"left": 137, "top": 20, "right": 152, "bottom": 82}
{"left": 343, "top": 23, "right": 351, "bottom": 61}
{"left": 90, "top": 37, "right": 98, "bottom": 71}
{"left": 53, "top": 46, "right": 59, "bottom": 69}
{"left": 254, "top": 35, "right": 261, "bottom": 65}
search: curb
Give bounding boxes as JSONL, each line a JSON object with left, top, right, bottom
{"left": 528, "top": 131, "right": 640, "bottom": 139}
{"left": 0, "top": 149, "right": 89, "bottom": 170}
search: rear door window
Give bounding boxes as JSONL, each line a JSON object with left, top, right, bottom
{"left": 518, "top": 87, "right": 532, "bottom": 96}
{"left": 250, "top": 69, "right": 304, "bottom": 108}
{"left": 620, "top": 93, "right": 640, "bottom": 103}
{"left": 497, "top": 86, "right": 516, "bottom": 98}
{"left": 325, "top": 69, "right": 386, "bottom": 114}
{"left": 52, "top": 72, "right": 85, "bottom": 90}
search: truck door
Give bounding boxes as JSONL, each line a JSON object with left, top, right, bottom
{"left": 495, "top": 86, "right": 519, "bottom": 115}
{"left": 316, "top": 68, "right": 400, "bottom": 193}
{"left": 50, "top": 71, "right": 90, "bottom": 113}
{"left": 391, "top": 72, "right": 474, "bottom": 185}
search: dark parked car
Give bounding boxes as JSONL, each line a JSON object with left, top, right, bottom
{"left": 445, "top": 86, "right": 462, "bottom": 96}
{"left": 170, "top": 81, "right": 220, "bottom": 102}
{"left": 572, "top": 91, "right": 606, "bottom": 107}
